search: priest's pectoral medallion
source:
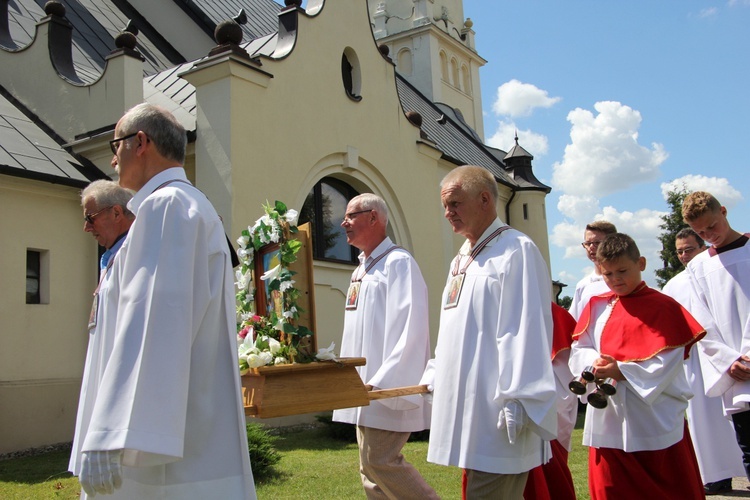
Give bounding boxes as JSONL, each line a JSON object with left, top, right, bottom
{"left": 346, "top": 282, "right": 361, "bottom": 310}
{"left": 444, "top": 274, "right": 464, "bottom": 309}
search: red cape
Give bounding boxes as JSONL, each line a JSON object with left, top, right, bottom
{"left": 573, "top": 283, "right": 705, "bottom": 362}
{"left": 551, "top": 302, "right": 576, "bottom": 360}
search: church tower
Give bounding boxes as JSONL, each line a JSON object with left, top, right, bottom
{"left": 370, "top": 0, "right": 486, "bottom": 140}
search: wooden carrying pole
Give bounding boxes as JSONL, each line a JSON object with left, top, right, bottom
{"left": 367, "top": 385, "right": 430, "bottom": 400}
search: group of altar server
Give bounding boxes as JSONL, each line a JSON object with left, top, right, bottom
{"left": 68, "top": 104, "right": 750, "bottom": 499}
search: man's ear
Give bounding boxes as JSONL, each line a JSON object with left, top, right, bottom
{"left": 638, "top": 256, "right": 646, "bottom": 271}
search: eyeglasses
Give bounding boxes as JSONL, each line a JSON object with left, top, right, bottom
{"left": 342, "top": 209, "right": 372, "bottom": 224}
{"left": 109, "top": 132, "right": 139, "bottom": 155}
{"left": 676, "top": 247, "right": 697, "bottom": 256}
{"left": 84, "top": 206, "right": 113, "bottom": 224}
{"left": 581, "top": 240, "right": 603, "bottom": 249}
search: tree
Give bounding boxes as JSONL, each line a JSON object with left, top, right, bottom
{"left": 655, "top": 187, "right": 690, "bottom": 288}
{"left": 558, "top": 295, "right": 572, "bottom": 309}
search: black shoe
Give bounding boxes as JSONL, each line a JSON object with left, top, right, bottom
{"left": 704, "top": 478, "right": 732, "bottom": 495}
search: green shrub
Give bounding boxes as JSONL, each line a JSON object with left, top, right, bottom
{"left": 246, "top": 423, "right": 281, "bottom": 478}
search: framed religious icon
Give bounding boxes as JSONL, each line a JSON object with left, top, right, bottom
{"left": 443, "top": 273, "right": 464, "bottom": 309}
{"left": 252, "top": 223, "right": 317, "bottom": 351}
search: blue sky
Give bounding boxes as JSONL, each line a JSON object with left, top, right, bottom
{"left": 463, "top": 0, "right": 749, "bottom": 293}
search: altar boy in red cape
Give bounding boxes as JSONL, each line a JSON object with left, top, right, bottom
{"left": 569, "top": 233, "right": 706, "bottom": 500}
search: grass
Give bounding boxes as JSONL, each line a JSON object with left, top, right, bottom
{"left": 0, "top": 417, "right": 591, "bottom": 499}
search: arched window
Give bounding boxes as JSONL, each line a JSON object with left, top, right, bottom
{"left": 461, "top": 64, "right": 471, "bottom": 94}
{"left": 397, "top": 48, "right": 413, "bottom": 76}
{"left": 440, "top": 51, "right": 448, "bottom": 82}
{"left": 299, "top": 178, "right": 359, "bottom": 264}
{"left": 450, "top": 58, "right": 459, "bottom": 88}
{"left": 342, "top": 48, "right": 362, "bottom": 101}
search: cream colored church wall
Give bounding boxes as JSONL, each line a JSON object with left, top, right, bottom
{"left": 0, "top": 177, "right": 96, "bottom": 453}
{"left": 186, "top": 1, "right": 464, "bottom": 353}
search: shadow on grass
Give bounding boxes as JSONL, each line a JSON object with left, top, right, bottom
{"left": 0, "top": 450, "right": 73, "bottom": 485}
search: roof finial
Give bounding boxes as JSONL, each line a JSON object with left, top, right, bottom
{"left": 514, "top": 130, "right": 519, "bottom": 145}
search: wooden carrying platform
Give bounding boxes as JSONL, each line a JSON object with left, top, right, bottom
{"left": 241, "top": 357, "right": 429, "bottom": 418}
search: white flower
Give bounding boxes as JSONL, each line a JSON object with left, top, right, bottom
{"left": 284, "top": 209, "right": 299, "bottom": 225}
{"left": 258, "top": 351, "right": 273, "bottom": 366}
{"left": 237, "top": 247, "right": 249, "bottom": 260}
{"left": 274, "top": 356, "right": 289, "bottom": 365}
{"left": 279, "top": 279, "right": 296, "bottom": 292}
{"left": 235, "top": 269, "right": 252, "bottom": 290}
{"left": 268, "top": 337, "right": 282, "bottom": 354}
{"left": 274, "top": 317, "right": 286, "bottom": 332}
{"left": 245, "top": 353, "right": 267, "bottom": 368}
{"left": 282, "top": 310, "right": 295, "bottom": 319}
{"left": 261, "top": 264, "right": 281, "bottom": 282}
{"left": 316, "top": 341, "right": 338, "bottom": 361}
{"left": 237, "top": 234, "right": 250, "bottom": 248}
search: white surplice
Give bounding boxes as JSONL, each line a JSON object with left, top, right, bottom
{"left": 569, "top": 297, "right": 693, "bottom": 452}
{"left": 663, "top": 270, "right": 745, "bottom": 483}
{"left": 332, "top": 237, "right": 432, "bottom": 432}
{"left": 426, "top": 219, "right": 557, "bottom": 474}
{"left": 687, "top": 241, "right": 750, "bottom": 414}
{"left": 69, "top": 168, "right": 255, "bottom": 499}
{"left": 568, "top": 273, "right": 610, "bottom": 321}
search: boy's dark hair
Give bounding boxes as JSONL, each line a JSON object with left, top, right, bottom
{"left": 596, "top": 233, "right": 640, "bottom": 263}
{"left": 585, "top": 220, "right": 617, "bottom": 235}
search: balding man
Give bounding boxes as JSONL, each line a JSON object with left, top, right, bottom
{"left": 425, "top": 165, "right": 556, "bottom": 499}
{"left": 332, "top": 193, "right": 437, "bottom": 500}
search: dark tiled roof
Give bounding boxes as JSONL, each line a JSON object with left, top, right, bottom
{"left": 178, "top": 0, "right": 282, "bottom": 41}
{"left": 0, "top": 88, "right": 101, "bottom": 187}
{"left": 395, "top": 74, "right": 516, "bottom": 187}
{"left": 7, "top": 0, "right": 183, "bottom": 83}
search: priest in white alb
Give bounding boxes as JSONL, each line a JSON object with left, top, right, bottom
{"left": 69, "top": 104, "right": 256, "bottom": 499}
{"left": 332, "top": 193, "right": 437, "bottom": 499}
{"left": 423, "top": 165, "right": 557, "bottom": 499}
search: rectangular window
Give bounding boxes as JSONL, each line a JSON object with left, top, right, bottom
{"left": 523, "top": 203, "right": 529, "bottom": 220}
{"left": 26, "top": 250, "right": 41, "bottom": 304}
{"left": 26, "top": 249, "right": 49, "bottom": 304}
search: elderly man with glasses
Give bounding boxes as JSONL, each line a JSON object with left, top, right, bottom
{"left": 69, "top": 103, "right": 256, "bottom": 499}
{"left": 568, "top": 220, "right": 617, "bottom": 320}
{"left": 333, "top": 193, "right": 437, "bottom": 500}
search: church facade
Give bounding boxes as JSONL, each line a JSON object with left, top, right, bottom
{"left": 0, "top": 0, "right": 551, "bottom": 453}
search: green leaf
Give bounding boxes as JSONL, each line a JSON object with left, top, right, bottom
{"left": 274, "top": 200, "right": 287, "bottom": 214}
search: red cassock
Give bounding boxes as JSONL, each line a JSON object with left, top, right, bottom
{"left": 576, "top": 283, "right": 706, "bottom": 500}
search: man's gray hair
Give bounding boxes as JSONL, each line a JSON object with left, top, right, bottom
{"left": 81, "top": 180, "right": 134, "bottom": 218}
{"left": 350, "top": 193, "right": 388, "bottom": 225}
{"left": 119, "top": 103, "right": 187, "bottom": 164}
{"left": 440, "top": 165, "right": 498, "bottom": 203}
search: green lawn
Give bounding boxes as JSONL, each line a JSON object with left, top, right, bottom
{"left": 0, "top": 423, "right": 591, "bottom": 499}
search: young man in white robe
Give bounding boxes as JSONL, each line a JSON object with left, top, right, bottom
{"left": 568, "top": 221, "right": 617, "bottom": 320}
{"left": 423, "top": 165, "right": 557, "bottom": 499}
{"left": 69, "top": 103, "right": 256, "bottom": 499}
{"left": 683, "top": 191, "right": 750, "bottom": 487}
{"left": 332, "top": 193, "right": 437, "bottom": 499}
{"left": 662, "top": 227, "right": 744, "bottom": 495}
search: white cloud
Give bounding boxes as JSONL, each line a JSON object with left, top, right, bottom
{"left": 698, "top": 7, "right": 718, "bottom": 17}
{"left": 728, "top": 0, "right": 750, "bottom": 6}
{"left": 556, "top": 194, "right": 601, "bottom": 224}
{"left": 492, "top": 79, "right": 561, "bottom": 118}
{"left": 551, "top": 201, "right": 667, "bottom": 286}
{"left": 486, "top": 120, "right": 549, "bottom": 155}
{"left": 551, "top": 101, "right": 668, "bottom": 197}
{"left": 660, "top": 175, "right": 744, "bottom": 208}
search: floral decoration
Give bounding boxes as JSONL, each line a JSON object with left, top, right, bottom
{"left": 236, "top": 200, "right": 336, "bottom": 373}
